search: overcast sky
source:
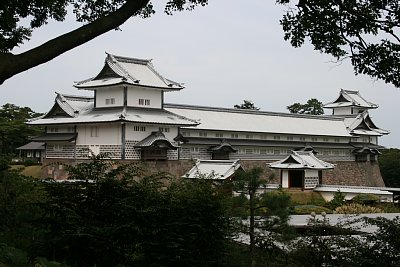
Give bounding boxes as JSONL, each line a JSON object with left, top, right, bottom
{"left": 2, "top": 0, "right": 399, "bottom": 148}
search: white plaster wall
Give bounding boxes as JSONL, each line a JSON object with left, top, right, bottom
{"left": 76, "top": 124, "right": 121, "bottom": 145}
{"left": 127, "top": 86, "right": 162, "bottom": 108}
{"left": 305, "top": 169, "right": 319, "bottom": 178}
{"left": 370, "top": 136, "right": 378, "bottom": 144}
{"left": 333, "top": 107, "right": 352, "bottom": 115}
{"left": 282, "top": 170, "right": 289, "bottom": 188}
{"left": 96, "top": 86, "right": 124, "bottom": 108}
{"left": 46, "top": 125, "right": 75, "bottom": 133}
{"left": 125, "top": 124, "right": 178, "bottom": 141}
{"left": 319, "top": 192, "right": 393, "bottom": 202}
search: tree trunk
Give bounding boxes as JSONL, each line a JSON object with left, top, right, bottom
{"left": 0, "top": 0, "right": 150, "bottom": 85}
{"left": 249, "top": 190, "right": 256, "bottom": 266}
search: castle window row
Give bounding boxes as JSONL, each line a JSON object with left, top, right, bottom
{"left": 182, "top": 130, "right": 348, "bottom": 143}
{"left": 138, "top": 99, "right": 150, "bottom": 106}
{"left": 134, "top": 125, "right": 146, "bottom": 132}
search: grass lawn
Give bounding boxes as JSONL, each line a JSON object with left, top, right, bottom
{"left": 10, "top": 165, "right": 43, "bottom": 178}
{"left": 284, "top": 189, "right": 326, "bottom": 206}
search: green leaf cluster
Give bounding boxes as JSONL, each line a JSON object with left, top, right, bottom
{"left": 0, "top": 157, "right": 228, "bottom": 266}
{"left": 287, "top": 98, "right": 324, "bottom": 115}
{"left": 0, "top": 1, "right": 209, "bottom": 52}
{"left": 379, "top": 148, "right": 400, "bottom": 187}
{"left": 0, "top": 103, "right": 43, "bottom": 154}
{"left": 278, "top": 0, "right": 400, "bottom": 87}
{"left": 234, "top": 100, "right": 260, "bottom": 110}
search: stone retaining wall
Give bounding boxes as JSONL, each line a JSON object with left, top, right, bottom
{"left": 41, "top": 159, "right": 385, "bottom": 187}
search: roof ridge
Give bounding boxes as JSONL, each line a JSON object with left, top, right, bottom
{"left": 107, "top": 52, "right": 150, "bottom": 65}
{"left": 107, "top": 54, "right": 138, "bottom": 82}
{"left": 57, "top": 93, "right": 94, "bottom": 101}
{"left": 164, "top": 103, "right": 345, "bottom": 121}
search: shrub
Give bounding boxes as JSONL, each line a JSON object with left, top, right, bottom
{"left": 351, "top": 194, "right": 380, "bottom": 205}
{"left": 335, "top": 203, "right": 383, "bottom": 214}
{"left": 328, "top": 190, "right": 346, "bottom": 209}
{"left": 23, "top": 159, "right": 41, "bottom": 166}
{"left": 0, "top": 154, "right": 11, "bottom": 171}
{"left": 376, "top": 203, "right": 400, "bottom": 213}
{"left": 292, "top": 205, "right": 332, "bottom": 215}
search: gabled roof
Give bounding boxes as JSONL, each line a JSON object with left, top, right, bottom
{"left": 28, "top": 93, "right": 198, "bottom": 127}
{"left": 74, "top": 53, "right": 183, "bottom": 90}
{"left": 208, "top": 141, "right": 237, "bottom": 152}
{"left": 184, "top": 160, "right": 242, "bottom": 180}
{"left": 324, "top": 89, "right": 378, "bottom": 109}
{"left": 269, "top": 151, "right": 335, "bottom": 170}
{"left": 30, "top": 133, "right": 77, "bottom": 142}
{"left": 294, "top": 145, "right": 319, "bottom": 154}
{"left": 344, "top": 111, "right": 389, "bottom": 136}
{"left": 352, "top": 146, "right": 382, "bottom": 155}
{"left": 43, "top": 93, "right": 93, "bottom": 118}
{"left": 134, "top": 131, "right": 178, "bottom": 150}
{"left": 165, "top": 104, "right": 352, "bottom": 137}
{"left": 17, "top": 142, "right": 45, "bottom": 150}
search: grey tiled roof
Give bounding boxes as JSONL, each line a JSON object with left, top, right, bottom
{"left": 208, "top": 141, "right": 237, "bottom": 152}
{"left": 344, "top": 111, "right": 389, "bottom": 136}
{"left": 269, "top": 151, "right": 335, "bottom": 170}
{"left": 184, "top": 160, "right": 242, "bottom": 180}
{"left": 17, "top": 142, "right": 45, "bottom": 150}
{"left": 29, "top": 95, "right": 198, "bottom": 127}
{"left": 30, "top": 133, "right": 77, "bottom": 142}
{"left": 134, "top": 131, "right": 178, "bottom": 149}
{"left": 324, "top": 89, "right": 378, "bottom": 109}
{"left": 165, "top": 103, "right": 353, "bottom": 137}
{"left": 75, "top": 53, "right": 183, "bottom": 90}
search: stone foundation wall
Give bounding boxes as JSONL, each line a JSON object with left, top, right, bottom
{"left": 41, "top": 159, "right": 385, "bottom": 187}
{"left": 322, "top": 161, "right": 385, "bottom": 187}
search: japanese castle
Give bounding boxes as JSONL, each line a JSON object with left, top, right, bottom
{"left": 29, "top": 53, "right": 390, "bottom": 196}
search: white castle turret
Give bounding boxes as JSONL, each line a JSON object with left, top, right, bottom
{"left": 323, "top": 89, "right": 378, "bottom": 116}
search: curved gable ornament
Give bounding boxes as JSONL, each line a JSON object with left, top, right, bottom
{"left": 134, "top": 131, "right": 178, "bottom": 150}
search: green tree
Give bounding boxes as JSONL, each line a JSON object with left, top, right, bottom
{"left": 233, "top": 167, "right": 291, "bottom": 265}
{"left": 0, "top": 103, "right": 42, "bottom": 154}
{"left": 287, "top": 98, "right": 324, "bottom": 115}
{"left": 277, "top": 0, "right": 400, "bottom": 88}
{"left": 288, "top": 216, "right": 400, "bottom": 266}
{"left": 328, "top": 190, "right": 346, "bottom": 210}
{"left": 0, "top": 0, "right": 208, "bottom": 84}
{"left": 38, "top": 157, "right": 229, "bottom": 266}
{"left": 0, "top": 169, "right": 47, "bottom": 263}
{"left": 379, "top": 148, "right": 400, "bottom": 187}
{"left": 234, "top": 100, "right": 260, "bottom": 110}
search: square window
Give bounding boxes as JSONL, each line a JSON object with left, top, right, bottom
{"left": 105, "top": 98, "right": 115, "bottom": 105}
{"left": 139, "top": 99, "right": 150, "bottom": 106}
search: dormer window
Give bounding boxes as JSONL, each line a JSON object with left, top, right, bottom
{"left": 139, "top": 99, "right": 150, "bottom": 106}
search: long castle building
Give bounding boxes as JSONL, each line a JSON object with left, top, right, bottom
{"left": 29, "top": 54, "right": 389, "bottom": 189}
